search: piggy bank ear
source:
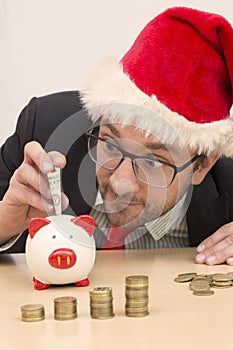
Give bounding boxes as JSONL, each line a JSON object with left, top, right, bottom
{"left": 29, "top": 217, "right": 51, "bottom": 239}
{"left": 71, "top": 215, "right": 95, "bottom": 237}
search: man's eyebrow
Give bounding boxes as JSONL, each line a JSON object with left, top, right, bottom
{"left": 143, "top": 142, "right": 169, "bottom": 152}
{"left": 102, "top": 122, "right": 174, "bottom": 153}
{"left": 101, "top": 123, "right": 121, "bottom": 137}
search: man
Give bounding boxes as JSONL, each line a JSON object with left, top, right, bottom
{"left": 0, "top": 7, "right": 233, "bottom": 265}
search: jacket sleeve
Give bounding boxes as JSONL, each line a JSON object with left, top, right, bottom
{"left": 0, "top": 98, "right": 38, "bottom": 252}
{"left": 0, "top": 90, "right": 84, "bottom": 253}
{"left": 0, "top": 97, "right": 37, "bottom": 199}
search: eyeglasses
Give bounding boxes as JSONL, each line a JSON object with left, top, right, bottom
{"left": 86, "top": 127, "right": 200, "bottom": 188}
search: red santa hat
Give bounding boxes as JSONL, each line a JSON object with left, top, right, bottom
{"left": 81, "top": 7, "right": 233, "bottom": 157}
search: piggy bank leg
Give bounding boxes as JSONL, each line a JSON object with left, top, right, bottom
{"left": 33, "top": 277, "right": 50, "bottom": 290}
{"left": 74, "top": 277, "right": 90, "bottom": 287}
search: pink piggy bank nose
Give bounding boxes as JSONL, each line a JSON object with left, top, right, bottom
{"left": 48, "top": 248, "right": 77, "bottom": 269}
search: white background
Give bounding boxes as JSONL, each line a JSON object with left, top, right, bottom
{"left": 1, "top": 0, "right": 233, "bottom": 144}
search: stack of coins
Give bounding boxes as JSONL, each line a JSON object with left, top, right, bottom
{"left": 211, "top": 273, "right": 233, "bottom": 289}
{"left": 89, "top": 287, "right": 114, "bottom": 319}
{"left": 190, "top": 277, "right": 214, "bottom": 296}
{"left": 21, "top": 304, "right": 45, "bottom": 322}
{"left": 125, "top": 275, "right": 149, "bottom": 317}
{"left": 54, "top": 296, "right": 77, "bottom": 320}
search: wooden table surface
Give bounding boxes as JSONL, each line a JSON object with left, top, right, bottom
{"left": 1, "top": 248, "right": 233, "bottom": 350}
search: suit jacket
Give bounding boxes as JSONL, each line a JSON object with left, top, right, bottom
{"left": 1, "top": 91, "right": 233, "bottom": 253}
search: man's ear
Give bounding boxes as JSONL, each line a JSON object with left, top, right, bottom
{"left": 192, "top": 153, "right": 220, "bottom": 185}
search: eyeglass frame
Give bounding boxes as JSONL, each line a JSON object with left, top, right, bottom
{"left": 86, "top": 127, "right": 201, "bottom": 188}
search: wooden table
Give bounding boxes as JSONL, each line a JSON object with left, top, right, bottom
{"left": 1, "top": 248, "right": 233, "bottom": 350}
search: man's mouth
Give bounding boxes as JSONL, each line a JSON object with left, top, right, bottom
{"left": 115, "top": 199, "right": 141, "bottom": 206}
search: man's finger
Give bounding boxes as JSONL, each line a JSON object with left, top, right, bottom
{"left": 24, "top": 141, "right": 66, "bottom": 174}
{"left": 196, "top": 223, "right": 233, "bottom": 252}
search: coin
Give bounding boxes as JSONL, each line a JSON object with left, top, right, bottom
{"left": 226, "top": 272, "right": 233, "bottom": 279}
{"left": 189, "top": 279, "right": 210, "bottom": 292}
{"left": 211, "top": 273, "right": 233, "bottom": 282}
{"left": 125, "top": 310, "right": 149, "bottom": 318}
{"left": 211, "top": 281, "right": 232, "bottom": 288}
{"left": 21, "top": 304, "right": 45, "bottom": 322}
{"left": 193, "top": 275, "right": 212, "bottom": 283}
{"left": 193, "top": 290, "right": 214, "bottom": 296}
{"left": 174, "top": 273, "right": 197, "bottom": 283}
{"left": 126, "top": 275, "right": 149, "bottom": 287}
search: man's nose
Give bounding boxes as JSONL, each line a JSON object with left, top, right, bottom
{"left": 109, "top": 158, "right": 140, "bottom": 195}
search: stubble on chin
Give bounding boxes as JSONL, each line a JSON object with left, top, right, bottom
{"left": 99, "top": 182, "right": 165, "bottom": 228}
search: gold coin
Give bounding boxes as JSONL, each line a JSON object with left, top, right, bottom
{"left": 90, "top": 304, "right": 113, "bottom": 309}
{"left": 226, "top": 272, "right": 233, "bottom": 279}
{"left": 54, "top": 296, "right": 77, "bottom": 304}
{"left": 189, "top": 280, "right": 210, "bottom": 292}
{"left": 193, "top": 290, "right": 214, "bottom": 296}
{"left": 211, "top": 273, "right": 233, "bottom": 282}
{"left": 174, "top": 273, "right": 197, "bottom": 283}
{"left": 125, "top": 285, "right": 148, "bottom": 291}
{"left": 125, "top": 275, "right": 149, "bottom": 287}
{"left": 55, "top": 313, "right": 77, "bottom": 321}
{"left": 55, "top": 306, "right": 77, "bottom": 313}
{"left": 193, "top": 275, "right": 212, "bottom": 283}
{"left": 211, "top": 280, "right": 232, "bottom": 286}
{"left": 90, "top": 287, "right": 112, "bottom": 295}
{"left": 91, "top": 314, "right": 115, "bottom": 320}
{"left": 126, "top": 301, "right": 148, "bottom": 307}
{"left": 211, "top": 282, "right": 232, "bottom": 289}
{"left": 125, "top": 311, "right": 149, "bottom": 318}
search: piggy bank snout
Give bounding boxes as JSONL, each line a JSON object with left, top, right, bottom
{"left": 48, "top": 248, "right": 77, "bottom": 269}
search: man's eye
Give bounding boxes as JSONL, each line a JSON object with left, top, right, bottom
{"left": 144, "top": 159, "right": 161, "bottom": 168}
{"left": 105, "top": 142, "right": 117, "bottom": 152}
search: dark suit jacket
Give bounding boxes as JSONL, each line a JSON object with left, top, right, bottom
{"left": 1, "top": 91, "right": 233, "bottom": 253}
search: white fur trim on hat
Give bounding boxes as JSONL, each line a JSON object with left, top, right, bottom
{"left": 80, "top": 57, "right": 233, "bottom": 157}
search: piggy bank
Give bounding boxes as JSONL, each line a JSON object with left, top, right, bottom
{"left": 25, "top": 214, "right": 96, "bottom": 290}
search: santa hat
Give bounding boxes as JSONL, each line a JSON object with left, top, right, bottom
{"left": 81, "top": 7, "right": 233, "bottom": 157}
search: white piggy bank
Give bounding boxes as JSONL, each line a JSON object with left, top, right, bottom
{"left": 26, "top": 214, "right": 96, "bottom": 290}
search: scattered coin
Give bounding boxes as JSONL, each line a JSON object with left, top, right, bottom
{"left": 211, "top": 281, "right": 232, "bottom": 288}
{"left": 211, "top": 273, "right": 233, "bottom": 282}
{"left": 226, "top": 272, "right": 233, "bottom": 279}
{"left": 174, "top": 272, "right": 197, "bottom": 283}
{"left": 54, "top": 296, "right": 77, "bottom": 320}
{"left": 193, "top": 290, "right": 214, "bottom": 296}
{"left": 21, "top": 303, "right": 45, "bottom": 322}
{"left": 190, "top": 279, "right": 211, "bottom": 292}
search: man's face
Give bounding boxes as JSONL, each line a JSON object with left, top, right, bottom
{"left": 96, "top": 122, "right": 195, "bottom": 228}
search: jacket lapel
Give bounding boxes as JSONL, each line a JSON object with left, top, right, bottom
{"left": 187, "top": 173, "right": 230, "bottom": 246}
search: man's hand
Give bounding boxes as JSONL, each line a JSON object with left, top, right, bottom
{"left": 0, "top": 141, "right": 69, "bottom": 242}
{"left": 195, "top": 222, "right": 233, "bottom": 265}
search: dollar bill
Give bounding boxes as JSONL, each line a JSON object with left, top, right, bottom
{"left": 47, "top": 167, "right": 62, "bottom": 215}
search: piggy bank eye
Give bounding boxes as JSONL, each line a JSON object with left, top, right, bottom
{"left": 52, "top": 235, "right": 56, "bottom": 239}
{"left": 70, "top": 235, "right": 74, "bottom": 240}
